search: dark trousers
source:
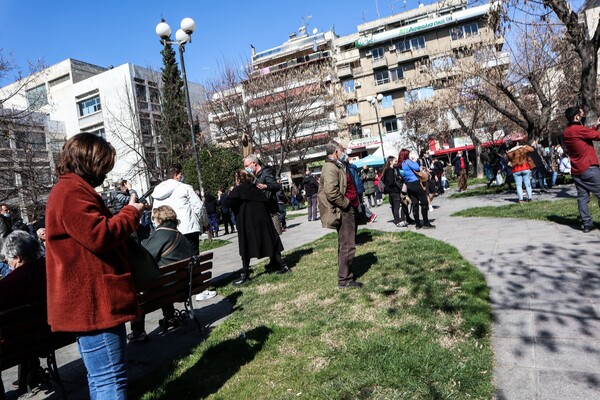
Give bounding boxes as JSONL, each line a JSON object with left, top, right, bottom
{"left": 389, "top": 192, "right": 402, "bottom": 224}
{"left": 307, "top": 194, "right": 318, "bottom": 221}
{"left": 336, "top": 207, "right": 356, "bottom": 285}
{"left": 222, "top": 212, "right": 235, "bottom": 234}
{"left": 406, "top": 181, "right": 430, "bottom": 225}
{"left": 184, "top": 232, "right": 200, "bottom": 255}
{"left": 278, "top": 204, "right": 287, "bottom": 229}
{"left": 572, "top": 166, "right": 600, "bottom": 228}
{"left": 131, "top": 305, "right": 175, "bottom": 333}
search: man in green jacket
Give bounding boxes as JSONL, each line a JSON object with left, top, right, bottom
{"left": 317, "top": 142, "right": 362, "bottom": 289}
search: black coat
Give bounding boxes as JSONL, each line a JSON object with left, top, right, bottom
{"left": 227, "top": 182, "right": 283, "bottom": 260}
{"left": 204, "top": 193, "right": 218, "bottom": 215}
{"left": 255, "top": 166, "right": 280, "bottom": 214}
{"left": 141, "top": 220, "right": 195, "bottom": 266}
{"left": 383, "top": 167, "right": 401, "bottom": 194}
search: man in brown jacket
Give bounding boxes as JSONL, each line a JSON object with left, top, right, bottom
{"left": 318, "top": 141, "right": 362, "bottom": 289}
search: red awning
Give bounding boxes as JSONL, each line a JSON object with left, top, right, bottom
{"left": 432, "top": 134, "right": 526, "bottom": 157}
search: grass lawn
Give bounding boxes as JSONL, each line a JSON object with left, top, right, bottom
{"left": 199, "top": 238, "right": 231, "bottom": 252}
{"left": 132, "top": 230, "right": 493, "bottom": 400}
{"left": 453, "top": 197, "right": 600, "bottom": 228}
{"left": 449, "top": 184, "right": 511, "bottom": 198}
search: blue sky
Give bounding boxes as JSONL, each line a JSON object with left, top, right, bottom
{"left": 0, "top": 0, "right": 427, "bottom": 86}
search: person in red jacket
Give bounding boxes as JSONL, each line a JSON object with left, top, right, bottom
{"left": 563, "top": 107, "right": 600, "bottom": 233}
{"left": 45, "top": 133, "right": 144, "bottom": 399}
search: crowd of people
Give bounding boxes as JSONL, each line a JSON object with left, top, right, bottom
{"left": 2, "top": 104, "right": 596, "bottom": 398}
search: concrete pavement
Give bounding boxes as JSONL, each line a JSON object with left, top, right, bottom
{"left": 4, "top": 183, "right": 600, "bottom": 399}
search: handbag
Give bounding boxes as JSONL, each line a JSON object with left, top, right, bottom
{"left": 356, "top": 204, "right": 368, "bottom": 226}
{"left": 125, "top": 236, "right": 159, "bottom": 285}
{"left": 414, "top": 169, "right": 431, "bottom": 183}
{"left": 271, "top": 213, "right": 283, "bottom": 235}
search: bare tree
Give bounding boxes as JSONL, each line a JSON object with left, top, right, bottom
{"left": 205, "top": 56, "right": 341, "bottom": 175}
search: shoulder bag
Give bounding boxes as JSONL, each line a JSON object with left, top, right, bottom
{"left": 125, "top": 236, "right": 159, "bottom": 286}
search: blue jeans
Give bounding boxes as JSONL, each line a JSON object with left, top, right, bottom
{"left": 572, "top": 166, "right": 600, "bottom": 228}
{"left": 208, "top": 213, "right": 219, "bottom": 235}
{"left": 76, "top": 324, "right": 128, "bottom": 400}
{"left": 290, "top": 196, "right": 299, "bottom": 210}
{"left": 484, "top": 164, "right": 493, "bottom": 181}
{"left": 513, "top": 170, "right": 532, "bottom": 201}
{"left": 532, "top": 168, "right": 547, "bottom": 189}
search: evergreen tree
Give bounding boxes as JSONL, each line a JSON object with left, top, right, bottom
{"left": 159, "top": 35, "right": 190, "bottom": 168}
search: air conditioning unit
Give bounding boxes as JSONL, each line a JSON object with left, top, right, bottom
{"left": 340, "top": 112, "right": 347, "bottom": 118}
{"left": 365, "top": 50, "right": 372, "bottom": 57}
{"left": 389, "top": 45, "right": 396, "bottom": 51}
{"left": 355, "top": 80, "right": 362, "bottom": 88}
{"left": 418, "top": 65, "right": 428, "bottom": 73}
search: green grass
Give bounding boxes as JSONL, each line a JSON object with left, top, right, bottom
{"left": 131, "top": 230, "right": 493, "bottom": 400}
{"left": 199, "top": 239, "right": 231, "bottom": 252}
{"left": 450, "top": 184, "right": 510, "bottom": 198}
{"left": 453, "top": 197, "right": 600, "bottom": 228}
{"left": 285, "top": 211, "right": 308, "bottom": 220}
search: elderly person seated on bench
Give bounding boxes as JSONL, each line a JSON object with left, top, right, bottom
{"left": 0, "top": 230, "right": 46, "bottom": 391}
{"left": 127, "top": 205, "right": 195, "bottom": 342}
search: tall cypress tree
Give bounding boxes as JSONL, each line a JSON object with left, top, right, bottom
{"left": 159, "top": 36, "right": 190, "bottom": 168}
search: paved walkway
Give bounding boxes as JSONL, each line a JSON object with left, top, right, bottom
{"left": 4, "top": 183, "right": 600, "bottom": 399}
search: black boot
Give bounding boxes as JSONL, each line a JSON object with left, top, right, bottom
{"left": 276, "top": 264, "right": 290, "bottom": 274}
{"left": 233, "top": 273, "right": 249, "bottom": 286}
{"left": 422, "top": 208, "right": 436, "bottom": 229}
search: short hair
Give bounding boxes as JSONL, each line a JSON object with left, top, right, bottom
{"left": 0, "top": 204, "right": 9, "bottom": 211}
{"left": 56, "top": 133, "right": 116, "bottom": 185}
{"left": 235, "top": 169, "right": 255, "bottom": 184}
{"left": 324, "top": 141, "right": 340, "bottom": 156}
{"left": 244, "top": 154, "right": 258, "bottom": 164}
{"left": 565, "top": 107, "right": 581, "bottom": 123}
{"left": 152, "top": 205, "right": 178, "bottom": 226}
{"left": 168, "top": 164, "right": 183, "bottom": 179}
{"left": 2, "top": 230, "right": 42, "bottom": 264}
{"left": 118, "top": 179, "right": 128, "bottom": 189}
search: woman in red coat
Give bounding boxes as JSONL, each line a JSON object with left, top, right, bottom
{"left": 45, "top": 133, "right": 144, "bottom": 400}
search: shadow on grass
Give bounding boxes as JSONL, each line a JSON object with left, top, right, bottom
{"left": 353, "top": 251, "right": 377, "bottom": 279}
{"left": 283, "top": 247, "right": 314, "bottom": 269}
{"left": 156, "top": 325, "right": 272, "bottom": 399}
{"left": 356, "top": 230, "right": 374, "bottom": 245}
{"left": 547, "top": 214, "right": 583, "bottom": 230}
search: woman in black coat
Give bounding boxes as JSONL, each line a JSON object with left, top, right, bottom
{"left": 227, "top": 169, "right": 288, "bottom": 285}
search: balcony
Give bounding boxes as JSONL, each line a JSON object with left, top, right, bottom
{"left": 337, "top": 64, "right": 353, "bottom": 77}
{"left": 344, "top": 114, "right": 361, "bottom": 125}
{"left": 343, "top": 90, "right": 357, "bottom": 101}
{"left": 374, "top": 79, "right": 406, "bottom": 93}
{"left": 379, "top": 105, "right": 397, "bottom": 118}
{"left": 78, "top": 111, "right": 103, "bottom": 130}
{"left": 336, "top": 48, "right": 360, "bottom": 64}
{"left": 371, "top": 56, "right": 388, "bottom": 69}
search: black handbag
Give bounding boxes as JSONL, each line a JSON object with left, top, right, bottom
{"left": 125, "top": 236, "right": 159, "bottom": 285}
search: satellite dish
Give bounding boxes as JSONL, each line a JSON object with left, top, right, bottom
{"left": 312, "top": 28, "right": 318, "bottom": 35}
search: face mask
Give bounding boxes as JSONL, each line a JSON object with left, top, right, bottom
{"left": 340, "top": 153, "right": 348, "bottom": 163}
{"left": 2, "top": 213, "right": 9, "bottom": 218}
{"left": 580, "top": 116, "right": 587, "bottom": 125}
{"left": 245, "top": 167, "right": 254, "bottom": 174}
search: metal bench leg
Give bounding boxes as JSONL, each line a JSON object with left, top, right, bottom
{"left": 187, "top": 257, "right": 203, "bottom": 336}
{"left": 46, "top": 352, "right": 68, "bottom": 400}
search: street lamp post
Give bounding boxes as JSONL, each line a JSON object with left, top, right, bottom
{"left": 156, "top": 18, "right": 203, "bottom": 193}
{"left": 366, "top": 93, "right": 385, "bottom": 162}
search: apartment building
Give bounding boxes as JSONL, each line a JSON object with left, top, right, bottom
{"left": 1, "top": 58, "right": 205, "bottom": 197}
{"left": 209, "top": 29, "right": 340, "bottom": 180}
{"left": 334, "top": 0, "right": 506, "bottom": 159}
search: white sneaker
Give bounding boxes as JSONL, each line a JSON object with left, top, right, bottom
{"left": 428, "top": 205, "right": 433, "bottom": 212}
{"left": 195, "top": 290, "right": 217, "bottom": 301}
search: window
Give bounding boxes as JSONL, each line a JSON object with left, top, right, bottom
{"left": 405, "top": 86, "right": 434, "bottom": 104}
{"left": 346, "top": 103, "right": 358, "bottom": 116}
{"left": 15, "top": 132, "right": 46, "bottom": 150}
{"left": 381, "top": 95, "right": 393, "bottom": 109}
{"left": 450, "top": 22, "right": 479, "bottom": 40}
{"left": 410, "top": 36, "right": 426, "bottom": 50}
{"left": 475, "top": 46, "right": 496, "bottom": 63}
{"left": 431, "top": 56, "right": 456, "bottom": 70}
{"left": 395, "top": 36, "right": 425, "bottom": 52}
{"left": 349, "top": 125, "right": 363, "bottom": 139}
{"left": 372, "top": 47, "right": 385, "bottom": 60}
{"left": 390, "top": 67, "right": 404, "bottom": 81}
{"left": 78, "top": 96, "right": 101, "bottom": 116}
{"left": 135, "top": 84, "right": 146, "bottom": 101}
{"left": 383, "top": 118, "right": 399, "bottom": 133}
{"left": 26, "top": 85, "right": 48, "bottom": 109}
{"left": 342, "top": 79, "right": 355, "bottom": 93}
{"left": 374, "top": 70, "right": 390, "bottom": 85}
{"left": 149, "top": 87, "right": 160, "bottom": 103}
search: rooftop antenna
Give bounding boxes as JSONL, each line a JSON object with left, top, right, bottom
{"left": 375, "top": 0, "right": 380, "bottom": 18}
{"left": 299, "top": 15, "right": 312, "bottom": 36}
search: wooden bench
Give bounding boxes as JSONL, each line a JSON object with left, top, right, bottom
{"left": 136, "top": 252, "right": 214, "bottom": 334}
{"left": 0, "top": 301, "right": 74, "bottom": 399}
{"left": 0, "top": 252, "right": 213, "bottom": 399}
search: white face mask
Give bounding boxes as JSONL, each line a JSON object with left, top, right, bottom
{"left": 244, "top": 167, "right": 254, "bottom": 174}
